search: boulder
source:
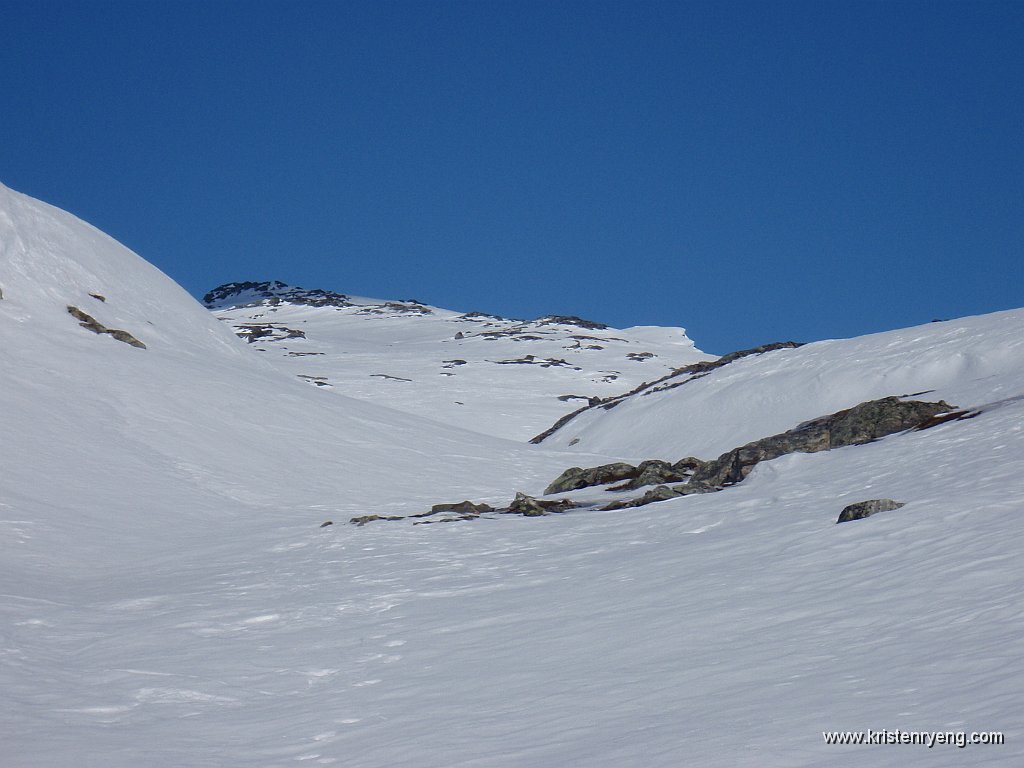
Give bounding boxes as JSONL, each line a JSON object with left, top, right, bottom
{"left": 506, "top": 492, "right": 577, "bottom": 517}
{"left": 609, "top": 460, "right": 691, "bottom": 491}
{"left": 544, "top": 462, "right": 640, "bottom": 495}
{"left": 836, "top": 499, "right": 906, "bottom": 523}
{"left": 411, "top": 500, "right": 494, "bottom": 519}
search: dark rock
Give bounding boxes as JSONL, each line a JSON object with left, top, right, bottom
{"left": 672, "top": 457, "right": 705, "bottom": 474}
{"left": 67, "top": 305, "right": 146, "bottom": 349}
{"left": 319, "top": 521, "right": 333, "bottom": 527}
{"left": 691, "top": 397, "right": 954, "bottom": 488}
{"left": 836, "top": 499, "right": 906, "bottom": 523}
{"left": 89, "top": 293, "right": 106, "bottom": 302}
{"left": 913, "top": 409, "right": 981, "bottom": 431}
{"left": 505, "top": 492, "right": 578, "bottom": 517}
{"left": 203, "top": 281, "right": 352, "bottom": 309}
{"left": 233, "top": 323, "right": 306, "bottom": 343}
{"left": 601, "top": 484, "right": 689, "bottom": 510}
{"left": 544, "top": 462, "right": 640, "bottom": 495}
{"left": 595, "top": 398, "right": 954, "bottom": 512}
{"left": 350, "top": 514, "right": 404, "bottom": 526}
{"left": 412, "top": 500, "right": 494, "bottom": 519}
{"left": 609, "top": 459, "right": 690, "bottom": 491}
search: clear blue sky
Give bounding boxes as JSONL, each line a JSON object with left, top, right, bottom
{"left": 3, "top": 0, "right": 1021, "bottom": 353}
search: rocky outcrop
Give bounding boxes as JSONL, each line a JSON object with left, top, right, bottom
{"left": 350, "top": 514, "right": 404, "bottom": 526}
{"left": 67, "top": 306, "right": 146, "bottom": 349}
{"left": 505, "top": 492, "right": 578, "bottom": 517}
{"left": 203, "top": 281, "right": 352, "bottom": 309}
{"left": 836, "top": 499, "right": 906, "bottom": 523}
{"left": 411, "top": 500, "right": 494, "bottom": 521}
{"left": 545, "top": 463, "right": 642, "bottom": 495}
{"left": 349, "top": 397, "right": 959, "bottom": 527}
{"left": 690, "top": 397, "right": 954, "bottom": 489}
{"left": 608, "top": 459, "right": 700, "bottom": 490}
{"left": 596, "top": 397, "right": 956, "bottom": 511}
{"left": 536, "top": 315, "right": 609, "bottom": 330}
{"left": 233, "top": 323, "right": 306, "bottom": 343}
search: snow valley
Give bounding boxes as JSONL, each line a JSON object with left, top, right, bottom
{"left": 1, "top": 180, "right": 1022, "bottom": 767}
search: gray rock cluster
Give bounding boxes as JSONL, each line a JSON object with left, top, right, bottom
{"left": 585, "top": 397, "right": 955, "bottom": 511}
{"left": 345, "top": 396, "right": 966, "bottom": 527}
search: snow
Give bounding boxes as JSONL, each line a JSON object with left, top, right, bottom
{"left": 545, "top": 309, "right": 1024, "bottom": 460}
{"left": 207, "top": 289, "right": 709, "bottom": 441}
{"left": 2, "top": 180, "right": 1022, "bottom": 766}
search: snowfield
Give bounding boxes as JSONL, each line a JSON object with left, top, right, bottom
{"left": 1, "top": 180, "right": 1022, "bottom": 767}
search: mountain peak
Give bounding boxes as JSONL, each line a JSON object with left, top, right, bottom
{"left": 202, "top": 281, "right": 353, "bottom": 309}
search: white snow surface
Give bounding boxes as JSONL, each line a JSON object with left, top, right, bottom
{"left": 207, "top": 284, "right": 709, "bottom": 441}
{"left": 2, "top": 181, "right": 1023, "bottom": 767}
{"left": 545, "top": 309, "right": 1024, "bottom": 460}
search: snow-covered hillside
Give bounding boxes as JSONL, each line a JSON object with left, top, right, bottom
{"left": 204, "top": 281, "right": 710, "bottom": 441}
{"left": 538, "top": 309, "right": 1024, "bottom": 460}
{"left": 2, "top": 181, "right": 1022, "bottom": 767}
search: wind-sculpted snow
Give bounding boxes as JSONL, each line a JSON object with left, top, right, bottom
{"left": 2, "top": 181, "right": 1023, "bottom": 767}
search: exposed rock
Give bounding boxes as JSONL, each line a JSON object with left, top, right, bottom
{"left": 913, "top": 409, "right": 981, "bottom": 431}
{"left": 350, "top": 514, "right": 405, "bottom": 526}
{"left": 505, "top": 492, "right": 578, "bottom": 517}
{"left": 608, "top": 459, "right": 692, "bottom": 491}
{"left": 89, "top": 293, "right": 106, "bottom": 302}
{"left": 203, "top": 281, "right": 352, "bottom": 309}
{"left": 836, "top": 499, "right": 906, "bottom": 524}
{"left": 536, "top": 315, "right": 608, "bottom": 330}
{"left": 456, "top": 311, "right": 506, "bottom": 322}
{"left": 411, "top": 500, "right": 494, "bottom": 519}
{"left": 544, "top": 463, "right": 640, "bottom": 495}
{"left": 493, "top": 355, "right": 578, "bottom": 369}
{"left": 614, "top": 480, "right": 724, "bottom": 510}
{"left": 319, "top": 521, "right": 333, "bottom": 528}
{"left": 67, "top": 305, "right": 146, "bottom": 349}
{"left": 690, "top": 397, "right": 954, "bottom": 489}
{"left": 233, "top": 323, "right": 306, "bottom": 343}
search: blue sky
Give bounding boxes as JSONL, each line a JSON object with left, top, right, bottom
{"left": 3, "top": 0, "right": 1021, "bottom": 353}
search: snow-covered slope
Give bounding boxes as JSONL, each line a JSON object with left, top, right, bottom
{"left": 204, "top": 281, "right": 710, "bottom": 441}
{"left": 539, "top": 309, "right": 1024, "bottom": 460}
{"left": 2, "top": 181, "right": 1023, "bottom": 768}
{"left": 0, "top": 180, "right": 585, "bottom": 565}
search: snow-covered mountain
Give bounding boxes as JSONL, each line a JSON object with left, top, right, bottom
{"left": 2, "top": 181, "right": 1023, "bottom": 767}
{"left": 203, "top": 280, "right": 711, "bottom": 441}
